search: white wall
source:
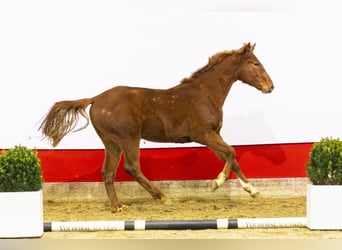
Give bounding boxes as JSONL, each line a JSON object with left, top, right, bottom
{"left": 0, "top": 0, "right": 341, "bottom": 149}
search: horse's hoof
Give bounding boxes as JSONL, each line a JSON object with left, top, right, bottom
{"left": 159, "top": 194, "right": 172, "bottom": 205}
{"left": 161, "top": 197, "right": 172, "bottom": 206}
{"left": 211, "top": 172, "right": 226, "bottom": 192}
{"left": 111, "top": 204, "right": 127, "bottom": 213}
{"left": 250, "top": 191, "right": 260, "bottom": 198}
{"left": 243, "top": 185, "right": 260, "bottom": 198}
{"left": 211, "top": 180, "right": 219, "bottom": 192}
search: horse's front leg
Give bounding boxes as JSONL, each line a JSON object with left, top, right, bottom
{"left": 211, "top": 160, "right": 231, "bottom": 192}
{"left": 211, "top": 153, "right": 259, "bottom": 197}
{"left": 231, "top": 160, "right": 259, "bottom": 197}
{"left": 199, "top": 130, "right": 259, "bottom": 197}
{"left": 203, "top": 135, "right": 234, "bottom": 191}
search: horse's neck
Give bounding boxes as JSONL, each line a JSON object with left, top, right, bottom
{"left": 194, "top": 57, "right": 240, "bottom": 105}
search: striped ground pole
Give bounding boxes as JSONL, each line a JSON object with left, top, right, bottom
{"left": 44, "top": 217, "right": 307, "bottom": 232}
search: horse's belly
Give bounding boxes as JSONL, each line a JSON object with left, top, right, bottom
{"left": 142, "top": 135, "right": 191, "bottom": 144}
{"left": 141, "top": 129, "right": 192, "bottom": 144}
{"left": 141, "top": 119, "right": 192, "bottom": 143}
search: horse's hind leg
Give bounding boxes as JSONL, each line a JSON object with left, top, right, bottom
{"left": 121, "top": 140, "right": 169, "bottom": 204}
{"left": 102, "top": 142, "right": 123, "bottom": 212}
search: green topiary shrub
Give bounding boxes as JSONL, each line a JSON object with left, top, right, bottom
{"left": 0, "top": 145, "right": 43, "bottom": 192}
{"left": 306, "top": 137, "right": 342, "bottom": 185}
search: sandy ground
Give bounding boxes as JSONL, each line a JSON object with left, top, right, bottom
{"left": 42, "top": 196, "right": 342, "bottom": 239}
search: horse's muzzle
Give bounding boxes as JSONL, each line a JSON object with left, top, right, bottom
{"left": 262, "top": 84, "right": 274, "bottom": 94}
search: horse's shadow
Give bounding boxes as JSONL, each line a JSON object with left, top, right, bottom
{"left": 222, "top": 109, "right": 286, "bottom": 165}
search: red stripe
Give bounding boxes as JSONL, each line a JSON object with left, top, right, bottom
{"left": 36, "top": 143, "right": 312, "bottom": 182}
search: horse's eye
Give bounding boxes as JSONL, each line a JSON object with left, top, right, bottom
{"left": 254, "top": 63, "right": 260, "bottom": 67}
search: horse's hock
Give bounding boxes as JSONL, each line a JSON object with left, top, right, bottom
{"left": 44, "top": 178, "right": 308, "bottom": 202}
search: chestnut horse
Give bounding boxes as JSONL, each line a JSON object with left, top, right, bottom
{"left": 40, "top": 43, "right": 274, "bottom": 212}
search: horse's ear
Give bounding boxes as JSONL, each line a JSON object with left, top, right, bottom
{"left": 243, "top": 42, "right": 255, "bottom": 55}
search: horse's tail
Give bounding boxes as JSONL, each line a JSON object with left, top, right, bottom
{"left": 39, "top": 98, "right": 94, "bottom": 147}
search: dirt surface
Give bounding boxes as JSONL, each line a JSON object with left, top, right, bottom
{"left": 42, "top": 196, "right": 342, "bottom": 239}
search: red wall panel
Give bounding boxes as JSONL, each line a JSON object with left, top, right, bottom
{"left": 36, "top": 143, "right": 312, "bottom": 182}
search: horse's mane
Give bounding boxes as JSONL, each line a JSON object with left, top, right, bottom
{"left": 180, "top": 44, "right": 246, "bottom": 84}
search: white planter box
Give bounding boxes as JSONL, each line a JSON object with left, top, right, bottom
{"left": 0, "top": 190, "right": 43, "bottom": 238}
{"left": 307, "top": 184, "right": 342, "bottom": 230}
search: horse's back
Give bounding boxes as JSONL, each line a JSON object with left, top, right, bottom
{"left": 89, "top": 84, "right": 195, "bottom": 142}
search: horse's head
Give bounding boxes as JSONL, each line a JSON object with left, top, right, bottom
{"left": 237, "top": 43, "right": 274, "bottom": 94}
